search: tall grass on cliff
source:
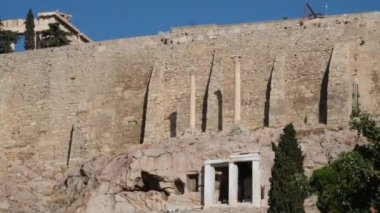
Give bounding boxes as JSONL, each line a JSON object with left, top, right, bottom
{"left": 268, "top": 123, "right": 307, "bottom": 213}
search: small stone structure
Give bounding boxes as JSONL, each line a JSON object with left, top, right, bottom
{"left": 2, "top": 11, "right": 92, "bottom": 49}
{"left": 204, "top": 153, "right": 261, "bottom": 207}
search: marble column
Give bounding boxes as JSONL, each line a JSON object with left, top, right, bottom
{"left": 10, "top": 42, "right": 15, "bottom": 51}
{"left": 228, "top": 162, "right": 238, "bottom": 205}
{"left": 189, "top": 71, "right": 196, "bottom": 130}
{"left": 232, "top": 56, "right": 242, "bottom": 124}
{"left": 34, "top": 34, "right": 37, "bottom": 49}
{"left": 252, "top": 160, "right": 261, "bottom": 207}
{"left": 204, "top": 164, "right": 215, "bottom": 206}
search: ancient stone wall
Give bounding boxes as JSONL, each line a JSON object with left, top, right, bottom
{"left": 0, "top": 37, "right": 157, "bottom": 170}
{"left": 0, "top": 12, "right": 379, "bottom": 168}
{"left": 145, "top": 12, "right": 380, "bottom": 143}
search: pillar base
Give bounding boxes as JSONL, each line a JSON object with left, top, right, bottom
{"left": 229, "top": 124, "right": 248, "bottom": 136}
{"left": 184, "top": 128, "right": 201, "bottom": 136}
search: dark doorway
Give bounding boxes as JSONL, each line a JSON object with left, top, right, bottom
{"left": 168, "top": 112, "right": 177, "bottom": 138}
{"left": 186, "top": 173, "right": 199, "bottom": 192}
{"left": 237, "top": 162, "right": 252, "bottom": 203}
{"left": 215, "top": 166, "right": 229, "bottom": 204}
{"left": 215, "top": 90, "right": 223, "bottom": 131}
{"left": 174, "top": 178, "right": 185, "bottom": 194}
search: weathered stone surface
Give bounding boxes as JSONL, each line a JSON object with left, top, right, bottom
{"left": 0, "top": 12, "right": 378, "bottom": 212}
{"left": 0, "top": 127, "right": 366, "bottom": 212}
{"left": 0, "top": 13, "right": 379, "bottom": 172}
{"left": 68, "top": 128, "right": 364, "bottom": 212}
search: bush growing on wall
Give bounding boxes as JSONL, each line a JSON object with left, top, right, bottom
{"left": 310, "top": 151, "right": 374, "bottom": 212}
{"left": 310, "top": 113, "right": 380, "bottom": 212}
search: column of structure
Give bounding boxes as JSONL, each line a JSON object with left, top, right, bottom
{"left": 204, "top": 153, "right": 261, "bottom": 207}
{"left": 204, "top": 164, "right": 215, "bottom": 206}
{"left": 228, "top": 162, "right": 238, "bottom": 205}
{"left": 252, "top": 160, "right": 261, "bottom": 207}
{"left": 189, "top": 70, "right": 196, "bottom": 130}
{"left": 232, "top": 56, "right": 242, "bottom": 124}
{"left": 34, "top": 33, "right": 37, "bottom": 49}
{"left": 10, "top": 43, "right": 16, "bottom": 51}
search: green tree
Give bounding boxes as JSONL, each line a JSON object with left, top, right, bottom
{"left": 24, "top": 9, "right": 35, "bottom": 50}
{"left": 0, "top": 20, "right": 18, "bottom": 54}
{"left": 351, "top": 113, "right": 380, "bottom": 163}
{"left": 310, "top": 151, "right": 374, "bottom": 212}
{"left": 351, "top": 113, "right": 380, "bottom": 209}
{"left": 268, "top": 123, "right": 307, "bottom": 213}
{"left": 310, "top": 113, "right": 380, "bottom": 212}
{"left": 40, "top": 23, "right": 71, "bottom": 48}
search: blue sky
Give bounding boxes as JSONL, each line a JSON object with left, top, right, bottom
{"left": 1, "top": 0, "right": 379, "bottom": 42}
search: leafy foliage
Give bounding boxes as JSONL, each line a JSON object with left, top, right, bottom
{"left": 351, "top": 113, "right": 380, "bottom": 160}
{"left": 40, "top": 23, "right": 71, "bottom": 48}
{"left": 24, "top": 9, "right": 35, "bottom": 50}
{"left": 0, "top": 20, "right": 18, "bottom": 54}
{"left": 310, "top": 113, "right": 380, "bottom": 212}
{"left": 268, "top": 123, "right": 306, "bottom": 213}
{"left": 352, "top": 113, "right": 380, "bottom": 209}
{"left": 310, "top": 152, "right": 374, "bottom": 212}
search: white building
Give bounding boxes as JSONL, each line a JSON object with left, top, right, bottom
{"left": 2, "top": 11, "right": 92, "bottom": 49}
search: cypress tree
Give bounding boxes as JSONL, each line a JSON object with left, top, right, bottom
{"left": 0, "top": 20, "right": 18, "bottom": 54}
{"left": 24, "top": 9, "right": 35, "bottom": 50}
{"left": 40, "top": 23, "right": 71, "bottom": 48}
{"left": 268, "top": 123, "right": 306, "bottom": 213}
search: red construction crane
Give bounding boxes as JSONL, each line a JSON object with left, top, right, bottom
{"left": 304, "top": 3, "right": 324, "bottom": 19}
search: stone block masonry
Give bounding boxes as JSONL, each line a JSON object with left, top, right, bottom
{"left": 145, "top": 12, "right": 380, "bottom": 143}
{"left": 0, "top": 12, "right": 379, "bottom": 169}
{"left": 0, "top": 38, "right": 156, "bottom": 169}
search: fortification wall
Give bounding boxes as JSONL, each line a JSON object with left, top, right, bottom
{"left": 0, "top": 12, "right": 379, "bottom": 169}
{"left": 0, "top": 37, "right": 157, "bottom": 170}
{"left": 145, "top": 12, "right": 380, "bottom": 143}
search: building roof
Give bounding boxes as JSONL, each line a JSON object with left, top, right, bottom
{"left": 38, "top": 11, "right": 92, "bottom": 42}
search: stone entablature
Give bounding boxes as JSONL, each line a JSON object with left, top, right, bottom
{"left": 204, "top": 153, "right": 261, "bottom": 207}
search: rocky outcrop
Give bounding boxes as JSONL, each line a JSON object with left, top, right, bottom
{"left": 0, "top": 127, "right": 365, "bottom": 212}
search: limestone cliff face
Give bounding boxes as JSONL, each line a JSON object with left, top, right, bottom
{"left": 0, "top": 128, "right": 365, "bottom": 212}
{"left": 0, "top": 12, "right": 379, "bottom": 212}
